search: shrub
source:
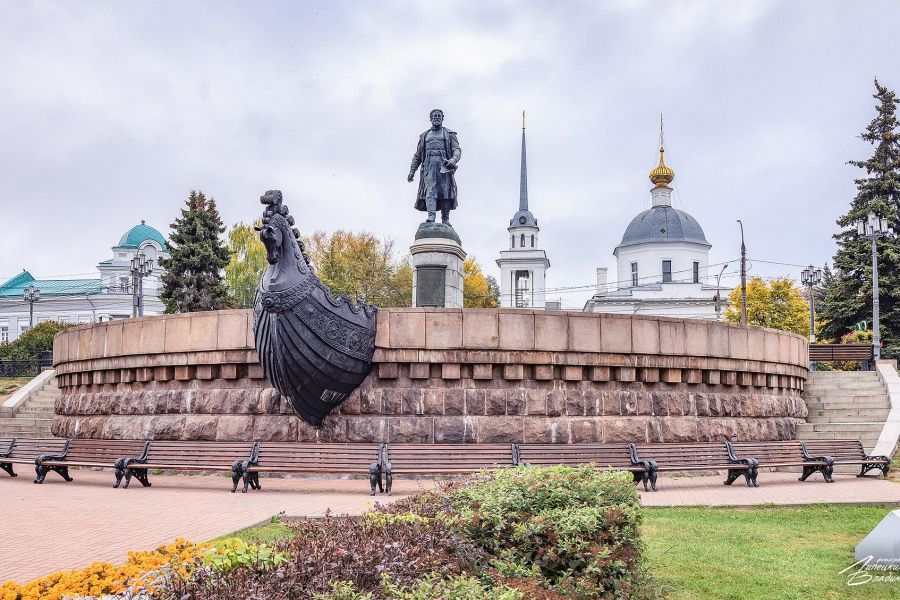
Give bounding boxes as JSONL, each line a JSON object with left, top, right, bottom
{"left": 414, "top": 466, "right": 642, "bottom": 598}
{"left": 0, "top": 321, "right": 70, "bottom": 361}
{"left": 156, "top": 509, "right": 487, "bottom": 599}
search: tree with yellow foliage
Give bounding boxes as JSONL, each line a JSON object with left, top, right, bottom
{"left": 224, "top": 221, "right": 268, "bottom": 309}
{"left": 224, "top": 227, "right": 496, "bottom": 309}
{"left": 463, "top": 257, "right": 500, "bottom": 308}
{"left": 723, "top": 277, "right": 809, "bottom": 336}
{"left": 306, "top": 230, "right": 412, "bottom": 307}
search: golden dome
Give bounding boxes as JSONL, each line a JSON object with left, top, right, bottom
{"left": 649, "top": 147, "right": 675, "bottom": 187}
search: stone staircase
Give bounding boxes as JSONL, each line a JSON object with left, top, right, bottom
{"left": 799, "top": 371, "right": 889, "bottom": 453}
{"left": 0, "top": 374, "right": 57, "bottom": 437}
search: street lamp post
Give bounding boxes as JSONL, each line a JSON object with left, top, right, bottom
{"left": 130, "top": 252, "right": 154, "bottom": 318}
{"left": 714, "top": 263, "right": 728, "bottom": 319}
{"left": 800, "top": 265, "right": 822, "bottom": 343}
{"left": 857, "top": 212, "right": 890, "bottom": 361}
{"left": 736, "top": 220, "right": 747, "bottom": 325}
{"left": 23, "top": 285, "right": 40, "bottom": 329}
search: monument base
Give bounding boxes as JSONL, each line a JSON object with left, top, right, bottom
{"left": 411, "top": 222, "right": 465, "bottom": 308}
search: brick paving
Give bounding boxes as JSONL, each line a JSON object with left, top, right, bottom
{"left": 1, "top": 468, "right": 898, "bottom": 584}
{"left": 0, "top": 469, "right": 432, "bottom": 584}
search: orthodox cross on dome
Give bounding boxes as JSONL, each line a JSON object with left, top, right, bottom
{"left": 649, "top": 112, "right": 675, "bottom": 188}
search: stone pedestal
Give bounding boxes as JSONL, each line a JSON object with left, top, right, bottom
{"left": 411, "top": 223, "right": 465, "bottom": 308}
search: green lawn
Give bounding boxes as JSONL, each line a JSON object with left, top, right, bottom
{"left": 0, "top": 377, "right": 31, "bottom": 402}
{"left": 216, "top": 515, "right": 295, "bottom": 545}
{"left": 217, "top": 504, "right": 900, "bottom": 598}
{"left": 643, "top": 505, "right": 900, "bottom": 599}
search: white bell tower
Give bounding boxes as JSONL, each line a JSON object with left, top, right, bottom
{"left": 496, "top": 112, "right": 550, "bottom": 308}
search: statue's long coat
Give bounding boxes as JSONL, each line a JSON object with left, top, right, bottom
{"left": 409, "top": 127, "right": 461, "bottom": 211}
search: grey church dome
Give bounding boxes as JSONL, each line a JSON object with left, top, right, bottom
{"left": 616, "top": 205, "right": 710, "bottom": 251}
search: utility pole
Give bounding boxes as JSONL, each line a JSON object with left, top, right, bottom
{"left": 130, "top": 252, "right": 154, "bottom": 318}
{"left": 737, "top": 220, "right": 747, "bottom": 325}
{"left": 800, "top": 265, "right": 822, "bottom": 343}
{"left": 23, "top": 285, "right": 40, "bottom": 330}
{"left": 857, "top": 213, "right": 889, "bottom": 360}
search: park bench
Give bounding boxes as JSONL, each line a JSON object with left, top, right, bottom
{"left": 517, "top": 443, "right": 655, "bottom": 491}
{"left": 726, "top": 440, "right": 833, "bottom": 485}
{"left": 0, "top": 438, "right": 13, "bottom": 456}
{"left": 802, "top": 439, "right": 890, "bottom": 478}
{"left": 380, "top": 443, "right": 518, "bottom": 495}
{"left": 632, "top": 442, "right": 756, "bottom": 490}
{"left": 121, "top": 440, "right": 256, "bottom": 491}
{"left": 240, "top": 442, "right": 383, "bottom": 495}
{"left": 36, "top": 439, "right": 150, "bottom": 486}
{"left": 808, "top": 343, "right": 874, "bottom": 369}
{"left": 0, "top": 437, "right": 69, "bottom": 482}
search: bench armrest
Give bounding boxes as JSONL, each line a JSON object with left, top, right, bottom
{"left": 866, "top": 453, "right": 890, "bottom": 464}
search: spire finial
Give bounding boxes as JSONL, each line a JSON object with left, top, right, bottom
{"left": 649, "top": 113, "right": 675, "bottom": 188}
{"left": 519, "top": 115, "right": 528, "bottom": 211}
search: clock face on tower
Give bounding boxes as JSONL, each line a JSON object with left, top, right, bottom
{"left": 519, "top": 216, "right": 526, "bottom": 224}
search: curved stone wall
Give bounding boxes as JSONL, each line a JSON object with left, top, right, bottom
{"left": 52, "top": 308, "right": 809, "bottom": 443}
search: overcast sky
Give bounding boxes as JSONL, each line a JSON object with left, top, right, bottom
{"left": 2, "top": 1, "right": 898, "bottom": 308}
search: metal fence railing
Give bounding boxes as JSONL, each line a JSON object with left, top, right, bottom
{"left": 0, "top": 352, "right": 53, "bottom": 377}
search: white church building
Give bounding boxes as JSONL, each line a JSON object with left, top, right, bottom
{"left": 583, "top": 134, "right": 727, "bottom": 319}
{"left": 496, "top": 118, "right": 551, "bottom": 309}
{"left": 0, "top": 221, "right": 169, "bottom": 342}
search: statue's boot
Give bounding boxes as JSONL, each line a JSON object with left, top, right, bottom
{"left": 441, "top": 207, "right": 451, "bottom": 226}
{"left": 426, "top": 197, "right": 437, "bottom": 223}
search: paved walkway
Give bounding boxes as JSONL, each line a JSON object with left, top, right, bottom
{"left": 0, "top": 470, "right": 432, "bottom": 584}
{"left": 1, "top": 469, "right": 898, "bottom": 584}
{"left": 639, "top": 471, "right": 900, "bottom": 506}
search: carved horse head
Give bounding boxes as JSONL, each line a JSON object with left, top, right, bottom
{"left": 256, "top": 190, "right": 310, "bottom": 289}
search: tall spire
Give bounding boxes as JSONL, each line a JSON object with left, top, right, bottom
{"left": 519, "top": 110, "right": 528, "bottom": 212}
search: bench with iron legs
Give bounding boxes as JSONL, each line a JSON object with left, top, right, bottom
{"left": 632, "top": 442, "right": 757, "bottom": 490}
{"left": 121, "top": 440, "right": 257, "bottom": 490}
{"left": 517, "top": 443, "right": 656, "bottom": 491}
{"left": 380, "top": 443, "right": 518, "bottom": 495}
{"left": 35, "top": 439, "right": 150, "bottom": 486}
{"left": 802, "top": 439, "right": 890, "bottom": 478}
{"left": 0, "top": 437, "right": 70, "bottom": 482}
{"left": 726, "top": 440, "right": 834, "bottom": 485}
{"left": 240, "top": 442, "right": 383, "bottom": 494}
{"left": 0, "top": 438, "right": 13, "bottom": 457}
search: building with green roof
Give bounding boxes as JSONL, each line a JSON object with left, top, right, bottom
{"left": 0, "top": 220, "right": 169, "bottom": 342}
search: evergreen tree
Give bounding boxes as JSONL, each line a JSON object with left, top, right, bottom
{"left": 159, "top": 190, "right": 232, "bottom": 313}
{"left": 821, "top": 79, "right": 900, "bottom": 350}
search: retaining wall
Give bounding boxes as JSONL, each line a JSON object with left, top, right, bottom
{"left": 51, "top": 308, "right": 809, "bottom": 443}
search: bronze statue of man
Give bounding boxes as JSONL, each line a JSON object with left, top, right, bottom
{"left": 407, "top": 109, "right": 461, "bottom": 225}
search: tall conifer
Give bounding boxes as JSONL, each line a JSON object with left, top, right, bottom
{"left": 159, "top": 190, "right": 232, "bottom": 313}
{"left": 821, "top": 80, "right": 900, "bottom": 352}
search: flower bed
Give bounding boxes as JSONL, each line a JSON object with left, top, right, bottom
{"left": 1, "top": 466, "right": 645, "bottom": 599}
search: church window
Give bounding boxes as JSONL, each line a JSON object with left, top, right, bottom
{"left": 19, "top": 325, "right": 29, "bottom": 336}
{"left": 662, "top": 260, "right": 672, "bottom": 283}
{"left": 693, "top": 262, "right": 700, "bottom": 283}
{"left": 511, "top": 235, "right": 514, "bottom": 248}
{"left": 531, "top": 235, "right": 535, "bottom": 247}
{"left": 630, "top": 262, "right": 639, "bottom": 287}
{"left": 520, "top": 233, "right": 525, "bottom": 246}
{"left": 0, "top": 327, "right": 7, "bottom": 343}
